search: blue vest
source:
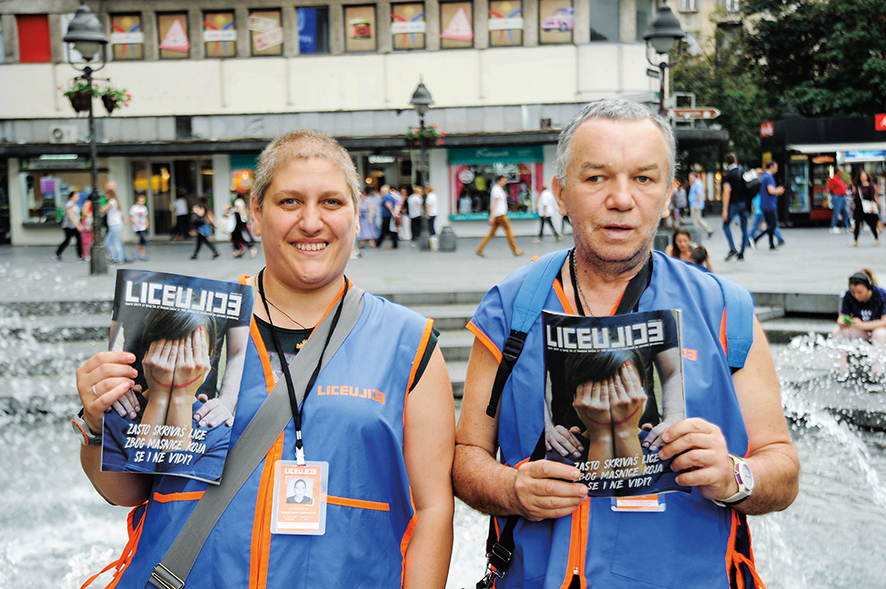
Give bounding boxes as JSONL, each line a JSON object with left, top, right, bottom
{"left": 469, "top": 251, "right": 757, "bottom": 589}
{"left": 97, "top": 292, "right": 433, "bottom": 589}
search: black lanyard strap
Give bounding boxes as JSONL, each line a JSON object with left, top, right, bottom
{"left": 257, "top": 268, "right": 349, "bottom": 463}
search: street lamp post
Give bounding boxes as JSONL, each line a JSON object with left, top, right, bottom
{"left": 642, "top": 1, "right": 685, "bottom": 118}
{"left": 63, "top": 1, "right": 109, "bottom": 275}
{"left": 409, "top": 81, "right": 434, "bottom": 251}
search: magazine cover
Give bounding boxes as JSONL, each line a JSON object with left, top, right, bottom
{"left": 543, "top": 309, "right": 689, "bottom": 497}
{"left": 101, "top": 269, "right": 253, "bottom": 484}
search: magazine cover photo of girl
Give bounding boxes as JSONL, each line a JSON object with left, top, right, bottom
{"left": 543, "top": 309, "right": 687, "bottom": 497}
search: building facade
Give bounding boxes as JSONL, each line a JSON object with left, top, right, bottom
{"left": 0, "top": 0, "right": 667, "bottom": 246}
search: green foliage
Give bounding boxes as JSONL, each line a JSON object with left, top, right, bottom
{"left": 671, "top": 22, "right": 767, "bottom": 169}
{"left": 59, "top": 78, "right": 100, "bottom": 98}
{"left": 741, "top": 0, "right": 886, "bottom": 117}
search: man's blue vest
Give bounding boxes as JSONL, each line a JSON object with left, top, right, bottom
{"left": 469, "top": 250, "right": 759, "bottom": 589}
{"left": 91, "top": 291, "right": 433, "bottom": 589}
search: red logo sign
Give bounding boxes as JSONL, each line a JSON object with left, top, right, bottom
{"left": 876, "top": 114, "right": 886, "bottom": 131}
{"left": 760, "top": 121, "right": 774, "bottom": 138}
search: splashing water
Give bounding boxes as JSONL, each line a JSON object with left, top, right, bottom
{"left": 2, "top": 337, "right": 885, "bottom": 588}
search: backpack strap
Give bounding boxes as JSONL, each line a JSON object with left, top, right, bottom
{"left": 485, "top": 249, "right": 571, "bottom": 418}
{"left": 709, "top": 274, "right": 755, "bottom": 369}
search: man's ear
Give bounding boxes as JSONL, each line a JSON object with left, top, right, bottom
{"left": 552, "top": 176, "right": 568, "bottom": 216}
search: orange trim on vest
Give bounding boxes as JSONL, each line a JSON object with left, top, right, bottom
{"left": 327, "top": 495, "right": 391, "bottom": 511}
{"left": 559, "top": 500, "right": 589, "bottom": 589}
{"left": 248, "top": 281, "right": 353, "bottom": 589}
{"left": 152, "top": 491, "right": 205, "bottom": 503}
{"left": 81, "top": 504, "right": 147, "bottom": 589}
{"left": 404, "top": 318, "right": 435, "bottom": 407}
{"left": 725, "top": 510, "right": 766, "bottom": 589}
{"left": 467, "top": 321, "right": 502, "bottom": 364}
{"left": 552, "top": 278, "right": 573, "bottom": 315}
{"left": 399, "top": 319, "right": 434, "bottom": 584}
{"left": 719, "top": 308, "right": 728, "bottom": 354}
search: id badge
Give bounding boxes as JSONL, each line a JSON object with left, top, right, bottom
{"left": 271, "top": 460, "right": 328, "bottom": 535}
{"left": 610, "top": 494, "right": 665, "bottom": 513}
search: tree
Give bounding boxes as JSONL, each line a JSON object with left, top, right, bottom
{"left": 671, "top": 17, "right": 766, "bottom": 169}
{"left": 742, "top": 0, "right": 886, "bottom": 117}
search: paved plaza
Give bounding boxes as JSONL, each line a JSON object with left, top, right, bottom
{"left": 2, "top": 222, "right": 883, "bottom": 304}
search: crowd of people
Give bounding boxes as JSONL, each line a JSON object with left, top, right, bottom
{"left": 71, "top": 102, "right": 801, "bottom": 589}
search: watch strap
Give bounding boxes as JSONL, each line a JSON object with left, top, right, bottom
{"left": 713, "top": 455, "right": 752, "bottom": 507}
{"left": 72, "top": 408, "right": 102, "bottom": 447}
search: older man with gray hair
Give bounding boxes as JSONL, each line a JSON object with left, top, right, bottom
{"left": 453, "top": 99, "right": 799, "bottom": 589}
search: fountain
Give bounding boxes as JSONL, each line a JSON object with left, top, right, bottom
{"left": 1, "top": 321, "right": 885, "bottom": 588}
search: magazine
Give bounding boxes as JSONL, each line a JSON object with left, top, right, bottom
{"left": 543, "top": 309, "right": 689, "bottom": 497}
{"left": 101, "top": 269, "right": 253, "bottom": 484}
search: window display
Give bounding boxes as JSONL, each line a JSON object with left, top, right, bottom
{"left": 489, "top": 1, "right": 523, "bottom": 47}
{"left": 249, "top": 10, "right": 284, "bottom": 56}
{"left": 111, "top": 14, "right": 144, "bottom": 60}
{"left": 448, "top": 146, "right": 543, "bottom": 220}
{"left": 392, "top": 3, "right": 426, "bottom": 50}
{"left": 204, "top": 11, "right": 236, "bottom": 58}
{"left": 158, "top": 13, "right": 190, "bottom": 59}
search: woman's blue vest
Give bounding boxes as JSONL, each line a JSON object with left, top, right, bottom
{"left": 95, "top": 291, "right": 433, "bottom": 589}
{"left": 469, "top": 250, "right": 758, "bottom": 589}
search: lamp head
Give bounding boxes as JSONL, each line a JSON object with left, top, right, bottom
{"left": 64, "top": 3, "right": 108, "bottom": 62}
{"left": 643, "top": 1, "right": 685, "bottom": 55}
{"left": 410, "top": 82, "right": 434, "bottom": 118}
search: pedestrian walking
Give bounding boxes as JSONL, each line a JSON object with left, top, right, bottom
{"left": 850, "top": 170, "right": 880, "bottom": 247}
{"left": 476, "top": 175, "right": 525, "bottom": 258}
{"left": 129, "top": 194, "right": 149, "bottom": 261}
{"left": 534, "top": 184, "right": 562, "bottom": 242}
{"left": 722, "top": 154, "right": 751, "bottom": 261}
{"left": 54, "top": 191, "right": 83, "bottom": 262}
{"left": 100, "top": 189, "right": 127, "bottom": 264}
{"left": 407, "top": 186, "right": 424, "bottom": 246}
{"left": 828, "top": 169, "right": 850, "bottom": 233}
{"left": 688, "top": 171, "right": 714, "bottom": 237}
{"left": 226, "top": 194, "right": 257, "bottom": 258}
{"left": 376, "top": 185, "right": 400, "bottom": 249}
{"left": 190, "top": 198, "right": 220, "bottom": 259}
{"left": 758, "top": 161, "right": 785, "bottom": 250}
{"left": 424, "top": 185, "right": 438, "bottom": 240}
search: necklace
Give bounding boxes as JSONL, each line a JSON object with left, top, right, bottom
{"left": 570, "top": 249, "right": 594, "bottom": 317}
{"left": 261, "top": 286, "right": 309, "bottom": 330}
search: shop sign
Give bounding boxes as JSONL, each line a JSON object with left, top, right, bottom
{"left": 876, "top": 114, "right": 886, "bottom": 131}
{"left": 760, "top": 121, "right": 774, "bottom": 137}
{"left": 843, "top": 150, "right": 886, "bottom": 163}
{"left": 22, "top": 155, "right": 88, "bottom": 170}
{"left": 448, "top": 146, "right": 543, "bottom": 165}
{"left": 369, "top": 155, "right": 396, "bottom": 164}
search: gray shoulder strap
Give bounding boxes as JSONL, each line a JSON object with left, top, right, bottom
{"left": 147, "top": 286, "right": 365, "bottom": 589}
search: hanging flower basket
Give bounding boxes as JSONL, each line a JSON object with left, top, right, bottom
{"left": 100, "top": 87, "right": 131, "bottom": 115}
{"left": 102, "top": 94, "right": 117, "bottom": 114}
{"left": 68, "top": 91, "right": 93, "bottom": 113}
{"left": 405, "top": 124, "right": 445, "bottom": 148}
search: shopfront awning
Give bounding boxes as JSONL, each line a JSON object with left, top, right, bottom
{"left": 787, "top": 142, "right": 886, "bottom": 155}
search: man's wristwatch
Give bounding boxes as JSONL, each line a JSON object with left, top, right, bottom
{"left": 713, "top": 454, "right": 754, "bottom": 507}
{"left": 71, "top": 408, "right": 102, "bottom": 447}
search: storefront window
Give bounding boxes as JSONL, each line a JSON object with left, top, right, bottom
{"left": 297, "top": 7, "right": 330, "bottom": 54}
{"left": 590, "top": 0, "right": 619, "bottom": 41}
{"left": 111, "top": 13, "right": 145, "bottom": 60}
{"left": 19, "top": 156, "right": 107, "bottom": 225}
{"left": 158, "top": 13, "right": 191, "bottom": 59}
{"left": 448, "top": 147, "right": 543, "bottom": 220}
{"left": 204, "top": 11, "right": 236, "bottom": 58}
{"left": 249, "top": 10, "right": 284, "bottom": 56}
{"left": 392, "top": 3, "right": 426, "bottom": 50}
{"left": 440, "top": 2, "right": 473, "bottom": 49}
{"left": 489, "top": 1, "right": 523, "bottom": 47}
{"left": 345, "top": 6, "right": 377, "bottom": 52}
{"left": 539, "top": 0, "right": 573, "bottom": 44}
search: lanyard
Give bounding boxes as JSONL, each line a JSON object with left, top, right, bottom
{"left": 257, "top": 268, "right": 349, "bottom": 465}
{"left": 569, "top": 248, "right": 652, "bottom": 317}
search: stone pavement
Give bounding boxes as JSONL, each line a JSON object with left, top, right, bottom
{"left": 1, "top": 223, "right": 882, "bottom": 304}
